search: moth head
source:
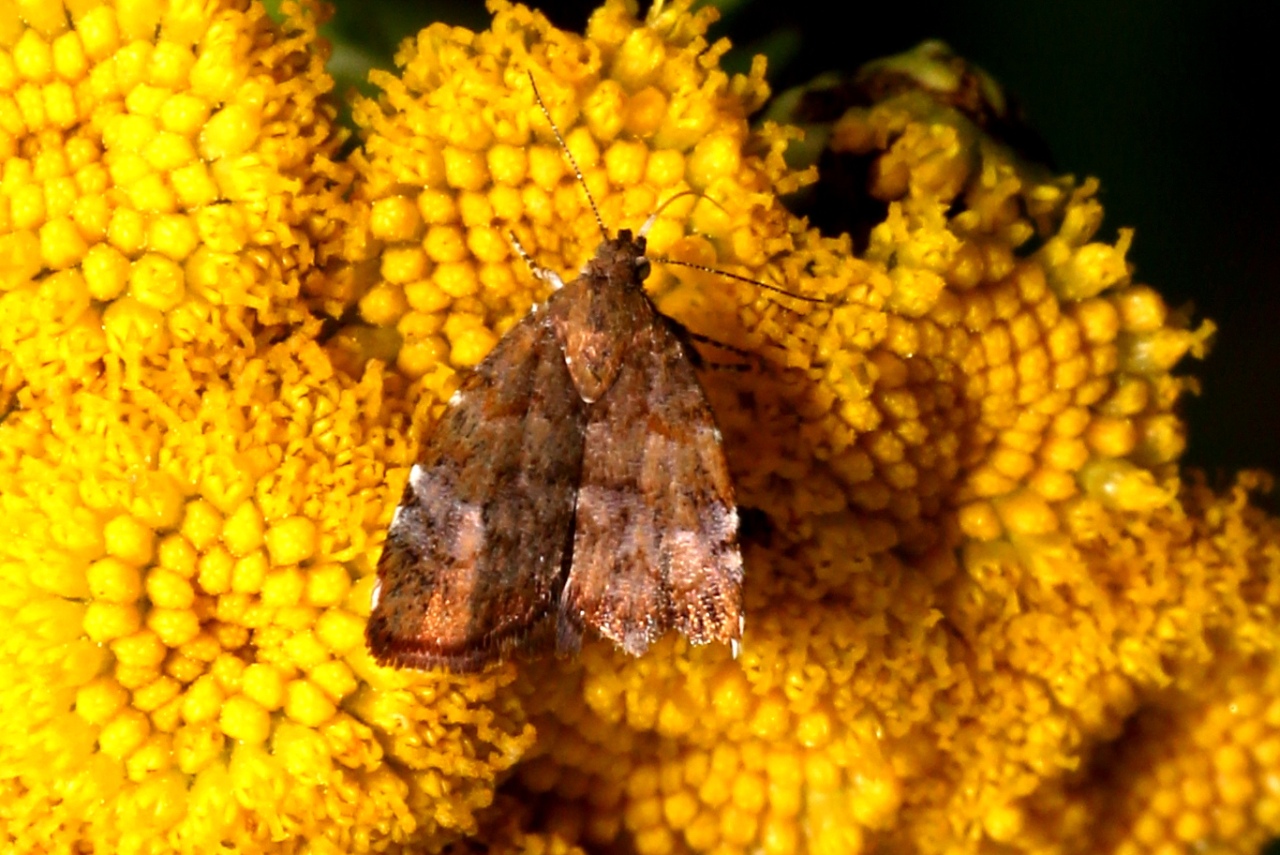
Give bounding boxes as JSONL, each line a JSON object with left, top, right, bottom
{"left": 591, "top": 229, "right": 650, "bottom": 288}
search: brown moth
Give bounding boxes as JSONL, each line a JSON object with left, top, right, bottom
{"left": 364, "top": 77, "right": 744, "bottom": 671}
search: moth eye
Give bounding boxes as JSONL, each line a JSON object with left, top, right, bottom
{"left": 635, "top": 258, "right": 651, "bottom": 280}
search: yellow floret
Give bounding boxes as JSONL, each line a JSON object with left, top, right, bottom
{"left": 264, "top": 517, "right": 319, "bottom": 566}
{"left": 87, "top": 556, "right": 143, "bottom": 603}
{"left": 285, "top": 679, "right": 337, "bottom": 727}
{"left": 146, "top": 607, "right": 202, "bottom": 647}
{"left": 145, "top": 568, "right": 195, "bottom": 609}
{"left": 220, "top": 694, "right": 271, "bottom": 744}
{"left": 242, "top": 663, "right": 287, "bottom": 711}
{"left": 83, "top": 601, "right": 142, "bottom": 640}
{"left": 221, "top": 501, "right": 265, "bottom": 556}
{"left": 104, "top": 514, "right": 156, "bottom": 565}
{"left": 98, "top": 707, "right": 151, "bottom": 760}
{"left": 75, "top": 677, "right": 131, "bottom": 726}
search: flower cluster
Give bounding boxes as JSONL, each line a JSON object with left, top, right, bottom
{"left": 1, "top": 0, "right": 524, "bottom": 851}
{"left": 0, "top": 0, "right": 355, "bottom": 407}
{"left": 0, "top": 329, "right": 537, "bottom": 851}
{"left": 1, "top": 2, "right": 1278, "bottom": 854}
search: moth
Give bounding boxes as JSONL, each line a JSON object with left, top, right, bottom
{"left": 365, "top": 77, "right": 745, "bottom": 672}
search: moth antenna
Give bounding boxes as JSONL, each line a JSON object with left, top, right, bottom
{"left": 528, "top": 71, "right": 608, "bottom": 242}
{"left": 637, "top": 190, "right": 727, "bottom": 238}
{"left": 509, "top": 230, "right": 566, "bottom": 290}
{"left": 639, "top": 192, "right": 821, "bottom": 304}
{"left": 679, "top": 327, "right": 755, "bottom": 360}
{"left": 650, "top": 256, "right": 826, "bottom": 303}
{"left": 699, "top": 360, "right": 753, "bottom": 373}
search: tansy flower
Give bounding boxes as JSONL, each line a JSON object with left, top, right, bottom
{"left": 1, "top": 3, "right": 1279, "bottom": 855}
{"left": 0, "top": 330, "right": 537, "bottom": 851}
{"left": 343, "top": 10, "right": 1277, "bottom": 853}
{"left": 0, "top": 0, "right": 355, "bottom": 408}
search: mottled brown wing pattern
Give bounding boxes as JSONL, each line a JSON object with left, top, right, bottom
{"left": 366, "top": 308, "right": 588, "bottom": 671}
{"left": 559, "top": 293, "right": 744, "bottom": 656}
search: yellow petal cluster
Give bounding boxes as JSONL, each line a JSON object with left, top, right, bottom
{"left": 341, "top": 8, "right": 1278, "bottom": 853}
{"left": 2, "top": 1, "right": 1278, "bottom": 854}
{"left": 0, "top": 0, "right": 354, "bottom": 409}
{"left": 1087, "top": 637, "right": 1280, "bottom": 855}
{"left": 340, "top": 0, "right": 833, "bottom": 400}
{"left": 0, "top": 330, "right": 536, "bottom": 851}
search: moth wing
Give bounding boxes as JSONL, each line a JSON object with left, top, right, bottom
{"left": 560, "top": 306, "right": 743, "bottom": 656}
{"left": 367, "top": 309, "right": 587, "bottom": 671}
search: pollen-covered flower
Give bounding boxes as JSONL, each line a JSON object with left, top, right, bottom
{"left": 1012, "top": 474, "right": 1280, "bottom": 854}
{"left": 345, "top": 8, "right": 1280, "bottom": 853}
{"left": 0, "top": 330, "right": 536, "bottom": 851}
{"left": 1083, "top": 621, "right": 1280, "bottom": 855}
{"left": 339, "top": 0, "right": 836, "bottom": 399}
{"left": 2, "top": 1, "right": 1278, "bottom": 854}
{"left": 0, "top": 0, "right": 355, "bottom": 406}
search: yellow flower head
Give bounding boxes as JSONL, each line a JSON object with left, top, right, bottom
{"left": 337, "top": 6, "right": 1279, "bottom": 855}
{"left": 340, "top": 0, "right": 840, "bottom": 389}
{"left": 1082, "top": 625, "right": 1280, "bottom": 854}
{"left": 0, "top": 0, "right": 355, "bottom": 406}
{"left": 0, "top": 331, "right": 537, "bottom": 851}
{"left": 2, "top": 3, "right": 1279, "bottom": 855}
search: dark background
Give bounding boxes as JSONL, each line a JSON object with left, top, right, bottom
{"left": 325, "top": 0, "right": 1279, "bottom": 494}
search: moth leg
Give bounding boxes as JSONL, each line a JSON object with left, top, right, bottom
{"left": 508, "top": 230, "right": 566, "bottom": 291}
{"left": 659, "top": 313, "right": 756, "bottom": 370}
{"left": 697, "top": 360, "right": 753, "bottom": 373}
